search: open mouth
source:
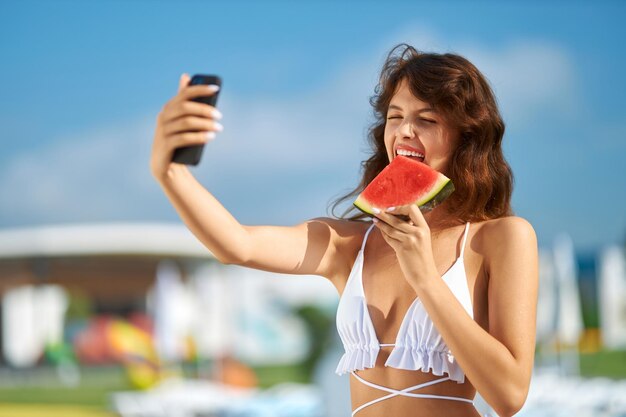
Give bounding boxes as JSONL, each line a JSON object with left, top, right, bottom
{"left": 395, "top": 149, "right": 425, "bottom": 163}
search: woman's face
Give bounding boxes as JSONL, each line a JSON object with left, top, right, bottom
{"left": 384, "top": 78, "right": 460, "bottom": 175}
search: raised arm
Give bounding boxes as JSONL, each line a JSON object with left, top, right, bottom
{"left": 157, "top": 164, "right": 346, "bottom": 278}
{"left": 151, "top": 74, "right": 350, "bottom": 282}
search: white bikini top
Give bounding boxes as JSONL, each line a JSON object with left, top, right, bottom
{"left": 335, "top": 221, "right": 474, "bottom": 383}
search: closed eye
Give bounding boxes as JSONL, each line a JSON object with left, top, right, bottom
{"left": 386, "top": 117, "right": 436, "bottom": 124}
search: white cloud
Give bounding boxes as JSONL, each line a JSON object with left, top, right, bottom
{"left": 461, "top": 40, "right": 581, "bottom": 128}
{"left": 0, "top": 117, "right": 158, "bottom": 225}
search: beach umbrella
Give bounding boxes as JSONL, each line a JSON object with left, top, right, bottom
{"left": 598, "top": 246, "right": 626, "bottom": 349}
{"left": 553, "top": 233, "right": 583, "bottom": 347}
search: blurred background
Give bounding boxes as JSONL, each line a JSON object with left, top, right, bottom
{"left": 1, "top": 1, "right": 625, "bottom": 416}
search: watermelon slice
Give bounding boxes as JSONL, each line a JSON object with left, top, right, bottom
{"left": 354, "top": 156, "right": 454, "bottom": 216}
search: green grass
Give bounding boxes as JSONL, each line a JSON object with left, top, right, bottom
{"left": 0, "top": 385, "right": 123, "bottom": 407}
{"left": 251, "top": 363, "right": 309, "bottom": 388}
{"left": 0, "top": 366, "right": 131, "bottom": 408}
{"left": 0, "top": 362, "right": 309, "bottom": 410}
{"left": 0, "top": 404, "right": 117, "bottom": 417}
{"left": 580, "top": 349, "right": 626, "bottom": 379}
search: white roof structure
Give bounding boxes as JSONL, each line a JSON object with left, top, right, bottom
{"left": 0, "top": 222, "right": 215, "bottom": 259}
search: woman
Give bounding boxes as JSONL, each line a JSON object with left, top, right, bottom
{"left": 150, "top": 43, "right": 538, "bottom": 417}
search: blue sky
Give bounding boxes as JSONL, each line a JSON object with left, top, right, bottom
{"left": 0, "top": 0, "right": 625, "bottom": 252}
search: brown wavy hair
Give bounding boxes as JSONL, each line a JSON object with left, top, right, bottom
{"left": 328, "top": 43, "right": 514, "bottom": 223}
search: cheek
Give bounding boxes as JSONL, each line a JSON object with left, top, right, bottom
{"left": 434, "top": 140, "right": 458, "bottom": 173}
{"left": 427, "top": 128, "right": 453, "bottom": 156}
{"left": 439, "top": 135, "right": 459, "bottom": 162}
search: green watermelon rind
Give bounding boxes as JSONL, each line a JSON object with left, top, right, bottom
{"left": 417, "top": 179, "right": 455, "bottom": 212}
{"left": 353, "top": 177, "right": 454, "bottom": 216}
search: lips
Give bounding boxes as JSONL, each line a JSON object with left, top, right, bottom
{"left": 394, "top": 145, "right": 425, "bottom": 162}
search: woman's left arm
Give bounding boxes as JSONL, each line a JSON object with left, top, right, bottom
{"left": 373, "top": 209, "right": 538, "bottom": 417}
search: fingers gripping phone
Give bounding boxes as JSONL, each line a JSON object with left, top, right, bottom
{"left": 171, "top": 74, "right": 222, "bottom": 165}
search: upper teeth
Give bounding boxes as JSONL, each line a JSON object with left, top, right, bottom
{"left": 397, "top": 149, "right": 424, "bottom": 158}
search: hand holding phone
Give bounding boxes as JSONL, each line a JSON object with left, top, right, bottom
{"left": 171, "top": 74, "right": 222, "bottom": 165}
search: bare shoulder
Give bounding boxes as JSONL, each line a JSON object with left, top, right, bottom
{"left": 465, "top": 216, "right": 536, "bottom": 252}
{"left": 481, "top": 216, "right": 537, "bottom": 243}
{"left": 312, "top": 216, "right": 373, "bottom": 255}
{"left": 478, "top": 216, "right": 538, "bottom": 279}
{"left": 309, "top": 217, "right": 373, "bottom": 284}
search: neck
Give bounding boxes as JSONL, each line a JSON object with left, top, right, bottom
{"left": 423, "top": 201, "right": 464, "bottom": 233}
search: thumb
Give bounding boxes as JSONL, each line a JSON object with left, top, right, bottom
{"left": 178, "top": 73, "right": 190, "bottom": 93}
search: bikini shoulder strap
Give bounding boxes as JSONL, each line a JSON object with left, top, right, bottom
{"left": 460, "top": 222, "right": 470, "bottom": 258}
{"left": 360, "top": 222, "right": 376, "bottom": 252}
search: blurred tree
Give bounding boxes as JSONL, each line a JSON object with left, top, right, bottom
{"left": 65, "top": 288, "right": 93, "bottom": 320}
{"left": 292, "top": 304, "right": 334, "bottom": 382}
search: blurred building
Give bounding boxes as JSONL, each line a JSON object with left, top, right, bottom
{"left": 0, "top": 223, "right": 338, "bottom": 369}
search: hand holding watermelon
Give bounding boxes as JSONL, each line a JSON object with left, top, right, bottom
{"left": 372, "top": 204, "right": 439, "bottom": 288}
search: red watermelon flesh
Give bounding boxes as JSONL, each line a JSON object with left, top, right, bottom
{"left": 354, "top": 156, "right": 454, "bottom": 216}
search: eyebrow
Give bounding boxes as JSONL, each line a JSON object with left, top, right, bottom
{"left": 388, "top": 104, "right": 435, "bottom": 113}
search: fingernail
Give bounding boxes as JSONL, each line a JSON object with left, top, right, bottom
{"left": 206, "top": 132, "right": 216, "bottom": 140}
{"left": 372, "top": 208, "right": 381, "bottom": 214}
{"left": 212, "top": 109, "right": 223, "bottom": 119}
{"left": 372, "top": 218, "right": 379, "bottom": 223}
{"left": 214, "top": 123, "right": 224, "bottom": 132}
{"left": 206, "top": 84, "right": 220, "bottom": 92}
{"left": 386, "top": 207, "right": 396, "bottom": 212}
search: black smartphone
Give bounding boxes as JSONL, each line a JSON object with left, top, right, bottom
{"left": 171, "top": 74, "right": 222, "bottom": 165}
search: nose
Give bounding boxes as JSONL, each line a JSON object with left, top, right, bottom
{"left": 398, "top": 120, "right": 415, "bottom": 139}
